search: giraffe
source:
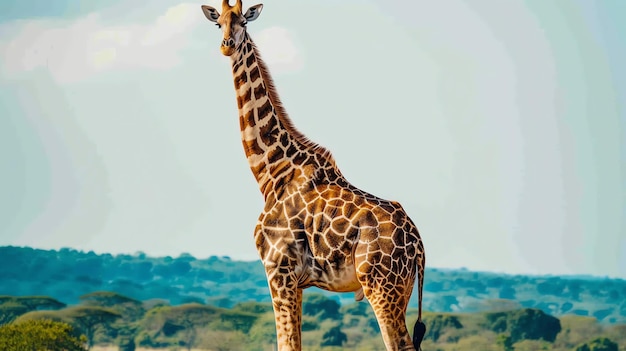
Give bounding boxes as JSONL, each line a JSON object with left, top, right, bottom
{"left": 201, "top": 2, "right": 426, "bottom": 350}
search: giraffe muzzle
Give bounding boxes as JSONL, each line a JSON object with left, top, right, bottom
{"left": 221, "top": 38, "right": 236, "bottom": 56}
{"left": 222, "top": 38, "right": 235, "bottom": 47}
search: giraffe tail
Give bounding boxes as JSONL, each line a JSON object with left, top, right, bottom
{"left": 412, "top": 241, "right": 426, "bottom": 350}
{"left": 412, "top": 320, "right": 426, "bottom": 350}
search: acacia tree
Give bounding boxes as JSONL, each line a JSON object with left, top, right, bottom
{"left": 79, "top": 291, "right": 144, "bottom": 343}
{"left": 139, "top": 303, "right": 221, "bottom": 350}
{"left": 0, "top": 302, "right": 28, "bottom": 325}
{"left": 168, "top": 304, "right": 219, "bottom": 351}
{"left": 63, "top": 306, "right": 121, "bottom": 349}
{"left": 15, "top": 296, "right": 66, "bottom": 310}
{"left": 79, "top": 291, "right": 144, "bottom": 317}
{"left": 0, "top": 296, "right": 66, "bottom": 325}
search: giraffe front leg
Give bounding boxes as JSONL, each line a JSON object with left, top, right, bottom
{"left": 255, "top": 217, "right": 306, "bottom": 350}
{"left": 266, "top": 267, "right": 303, "bottom": 351}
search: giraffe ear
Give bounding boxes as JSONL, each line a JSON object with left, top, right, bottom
{"left": 201, "top": 5, "right": 220, "bottom": 22}
{"left": 244, "top": 4, "right": 263, "bottom": 22}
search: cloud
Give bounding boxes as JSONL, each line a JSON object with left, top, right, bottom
{"left": 0, "top": 3, "right": 303, "bottom": 83}
{"left": 253, "top": 26, "right": 304, "bottom": 74}
{"left": 0, "top": 3, "right": 203, "bottom": 83}
{"left": 141, "top": 3, "right": 203, "bottom": 47}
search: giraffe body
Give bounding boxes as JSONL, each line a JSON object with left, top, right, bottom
{"left": 201, "top": 2, "right": 426, "bottom": 350}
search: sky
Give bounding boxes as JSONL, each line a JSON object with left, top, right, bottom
{"left": 0, "top": 0, "right": 624, "bottom": 278}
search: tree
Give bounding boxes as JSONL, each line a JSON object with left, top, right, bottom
{"left": 302, "top": 293, "right": 340, "bottom": 320}
{"left": 486, "top": 308, "right": 561, "bottom": 343}
{"left": 321, "top": 324, "right": 347, "bottom": 347}
{"left": 14, "top": 296, "right": 66, "bottom": 310}
{"left": 79, "top": 291, "right": 145, "bottom": 321}
{"left": 0, "top": 296, "right": 66, "bottom": 325}
{"left": 424, "top": 314, "right": 463, "bottom": 342}
{"left": 575, "top": 337, "right": 618, "bottom": 351}
{"left": 80, "top": 291, "right": 138, "bottom": 307}
{"left": 508, "top": 309, "right": 561, "bottom": 343}
{"left": 0, "top": 302, "right": 28, "bottom": 325}
{"left": 171, "top": 304, "right": 222, "bottom": 350}
{"left": 62, "top": 306, "right": 121, "bottom": 349}
{"left": 139, "top": 303, "right": 222, "bottom": 350}
{"left": 0, "top": 319, "right": 86, "bottom": 351}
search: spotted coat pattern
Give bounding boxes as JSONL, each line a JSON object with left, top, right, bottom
{"left": 201, "top": 2, "right": 426, "bottom": 350}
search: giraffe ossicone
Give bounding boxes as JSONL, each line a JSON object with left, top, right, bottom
{"left": 201, "top": 1, "right": 427, "bottom": 350}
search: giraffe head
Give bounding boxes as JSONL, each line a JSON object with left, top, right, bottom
{"left": 201, "top": 0, "right": 263, "bottom": 56}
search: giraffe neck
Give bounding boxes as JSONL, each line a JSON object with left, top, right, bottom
{"left": 230, "top": 33, "right": 340, "bottom": 200}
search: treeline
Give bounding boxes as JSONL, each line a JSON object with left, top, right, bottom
{"left": 0, "top": 291, "right": 624, "bottom": 350}
{"left": 1, "top": 246, "right": 625, "bottom": 324}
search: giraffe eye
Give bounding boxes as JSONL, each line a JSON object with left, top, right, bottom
{"left": 215, "top": 23, "right": 221, "bottom": 29}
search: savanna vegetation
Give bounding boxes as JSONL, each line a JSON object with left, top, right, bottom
{"left": 1, "top": 246, "right": 624, "bottom": 324}
{"left": 0, "top": 292, "right": 624, "bottom": 350}
{"left": 1, "top": 246, "right": 624, "bottom": 349}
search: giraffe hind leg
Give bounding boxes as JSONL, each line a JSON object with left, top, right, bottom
{"left": 363, "top": 284, "right": 415, "bottom": 351}
{"left": 354, "top": 238, "right": 418, "bottom": 350}
{"left": 356, "top": 257, "right": 417, "bottom": 350}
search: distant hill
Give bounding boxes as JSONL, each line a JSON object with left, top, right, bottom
{"left": 1, "top": 246, "right": 624, "bottom": 324}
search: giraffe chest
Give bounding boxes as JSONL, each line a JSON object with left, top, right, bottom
{"left": 258, "top": 188, "right": 363, "bottom": 292}
{"left": 284, "top": 188, "right": 361, "bottom": 257}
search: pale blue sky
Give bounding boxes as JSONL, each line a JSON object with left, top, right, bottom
{"left": 1, "top": 1, "right": 624, "bottom": 278}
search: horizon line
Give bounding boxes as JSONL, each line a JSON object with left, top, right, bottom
{"left": 3, "top": 244, "right": 624, "bottom": 281}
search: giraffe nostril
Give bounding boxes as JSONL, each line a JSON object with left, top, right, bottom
{"left": 223, "top": 38, "right": 235, "bottom": 47}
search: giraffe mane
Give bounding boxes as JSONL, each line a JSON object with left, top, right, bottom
{"left": 247, "top": 34, "right": 339, "bottom": 171}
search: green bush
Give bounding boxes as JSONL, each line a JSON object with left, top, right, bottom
{"left": 0, "top": 319, "right": 86, "bottom": 351}
{"left": 424, "top": 314, "right": 463, "bottom": 341}
{"left": 303, "top": 293, "right": 341, "bottom": 320}
{"left": 575, "top": 337, "right": 618, "bottom": 351}
{"left": 486, "top": 308, "right": 561, "bottom": 343}
{"left": 321, "top": 324, "right": 347, "bottom": 347}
